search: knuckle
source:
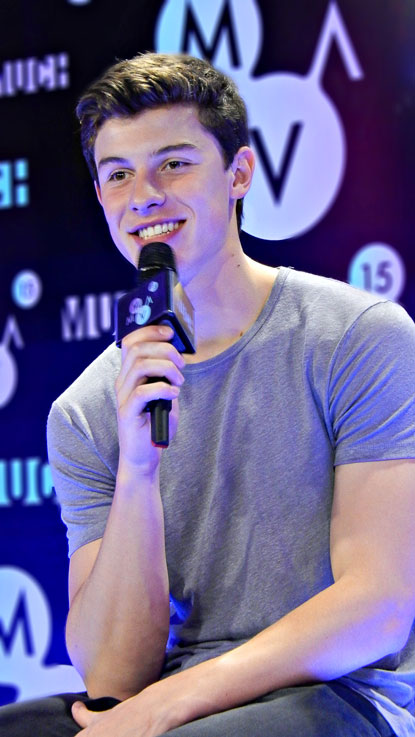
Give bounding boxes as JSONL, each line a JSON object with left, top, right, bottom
{"left": 128, "top": 343, "right": 145, "bottom": 361}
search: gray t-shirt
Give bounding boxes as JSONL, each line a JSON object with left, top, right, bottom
{"left": 48, "top": 268, "right": 415, "bottom": 735}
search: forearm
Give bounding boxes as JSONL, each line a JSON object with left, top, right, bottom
{"left": 149, "top": 576, "right": 411, "bottom": 727}
{"left": 66, "top": 461, "right": 170, "bottom": 700}
{"left": 216, "top": 575, "right": 407, "bottom": 696}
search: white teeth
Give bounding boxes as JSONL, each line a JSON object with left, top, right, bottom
{"left": 138, "top": 221, "right": 181, "bottom": 239}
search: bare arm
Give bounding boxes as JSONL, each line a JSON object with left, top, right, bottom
{"left": 169, "top": 459, "right": 415, "bottom": 717}
{"left": 65, "top": 324, "right": 185, "bottom": 700}
{"left": 73, "top": 458, "right": 415, "bottom": 734}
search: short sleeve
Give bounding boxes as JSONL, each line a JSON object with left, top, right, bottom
{"left": 47, "top": 345, "right": 120, "bottom": 557}
{"left": 328, "top": 301, "right": 415, "bottom": 465}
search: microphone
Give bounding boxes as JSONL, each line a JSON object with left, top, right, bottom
{"left": 115, "top": 243, "right": 196, "bottom": 448}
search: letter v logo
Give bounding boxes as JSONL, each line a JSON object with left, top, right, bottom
{"left": 250, "top": 124, "right": 303, "bottom": 203}
{"left": 156, "top": 0, "right": 363, "bottom": 241}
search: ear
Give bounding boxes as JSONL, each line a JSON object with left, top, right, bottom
{"left": 94, "top": 179, "right": 103, "bottom": 207}
{"left": 229, "top": 146, "right": 255, "bottom": 201}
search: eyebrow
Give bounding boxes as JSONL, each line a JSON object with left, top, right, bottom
{"left": 153, "top": 143, "right": 198, "bottom": 156}
{"left": 97, "top": 143, "right": 198, "bottom": 172}
{"left": 97, "top": 156, "right": 129, "bottom": 172}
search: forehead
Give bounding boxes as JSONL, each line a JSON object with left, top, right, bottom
{"left": 94, "top": 104, "right": 223, "bottom": 164}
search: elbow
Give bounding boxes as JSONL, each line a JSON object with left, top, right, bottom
{"left": 83, "top": 675, "right": 116, "bottom": 701}
{"left": 81, "top": 665, "right": 161, "bottom": 702}
{"left": 376, "top": 591, "right": 415, "bottom": 656}
{"left": 67, "top": 639, "right": 167, "bottom": 702}
{"left": 65, "top": 615, "right": 169, "bottom": 701}
{"left": 84, "top": 677, "right": 139, "bottom": 702}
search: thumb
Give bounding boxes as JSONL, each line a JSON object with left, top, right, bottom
{"left": 72, "top": 700, "right": 95, "bottom": 728}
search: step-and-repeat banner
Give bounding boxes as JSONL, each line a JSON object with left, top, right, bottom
{"left": 1, "top": 0, "right": 414, "bottom": 705}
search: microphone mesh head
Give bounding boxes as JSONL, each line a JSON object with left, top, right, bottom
{"left": 138, "top": 242, "right": 177, "bottom": 273}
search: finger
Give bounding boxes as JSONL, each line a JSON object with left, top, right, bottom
{"left": 120, "top": 324, "right": 175, "bottom": 363}
{"left": 116, "top": 358, "right": 184, "bottom": 408}
{"left": 122, "top": 323, "right": 173, "bottom": 345}
{"left": 119, "top": 381, "right": 180, "bottom": 424}
{"left": 71, "top": 701, "right": 96, "bottom": 728}
{"left": 117, "top": 331, "right": 185, "bottom": 396}
{"left": 119, "top": 339, "right": 186, "bottom": 386}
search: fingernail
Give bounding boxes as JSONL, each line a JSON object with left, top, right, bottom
{"left": 158, "top": 325, "right": 173, "bottom": 337}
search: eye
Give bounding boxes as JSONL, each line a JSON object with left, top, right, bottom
{"left": 108, "top": 170, "right": 128, "bottom": 182}
{"left": 163, "top": 160, "right": 188, "bottom": 171}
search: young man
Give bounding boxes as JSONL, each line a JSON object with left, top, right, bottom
{"left": 1, "top": 52, "right": 415, "bottom": 737}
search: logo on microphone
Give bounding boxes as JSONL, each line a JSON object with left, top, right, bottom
{"left": 129, "top": 296, "right": 154, "bottom": 326}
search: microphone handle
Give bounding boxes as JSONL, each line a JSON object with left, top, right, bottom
{"left": 145, "top": 380, "right": 172, "bottom": 448}
{"left": 144, "top": 316, "right": 176, "bottom": 448}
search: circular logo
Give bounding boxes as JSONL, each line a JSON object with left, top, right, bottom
{"left": 129, "top": 297, "right": 143, "bottom": 314}
{"left": 155, "top": 0, "right": 362, "bottom": 243}
{"left": 0, "top": 566, "right": 86, "bottom": 701}
{"left": 155, "top": 0, "right": 262, "bottom": 74}
{"left": 135, "top": 305, "right": 152, "bottom": 325}
{"left": 238, "top": 72, "right": 345, "bottom": 240}
{"left": 0, "top": 567, "right": 51, "bottom": 662}
{"left": 348, "top": 243, "right": 405, "bottom": 302}
{"left": 0, "top": 345, "right": 18, "bottom": 408}
{"left": 11, "top": 271, "right": 42, "bottom": 309}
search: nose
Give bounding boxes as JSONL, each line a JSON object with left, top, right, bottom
{"left": 129, "top": 171, "right": 165, "bottom": 213}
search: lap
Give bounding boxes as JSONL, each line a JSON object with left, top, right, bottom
{"left": 0, "top": 692, "right": 118, "bottom": 737}
{"left": 0, "top": 683, "right": 395, "bottom": 737}
{"left": 161, "top": 683, "right": 395, "bottom": 737}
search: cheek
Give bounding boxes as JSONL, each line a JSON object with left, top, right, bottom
{"left": 193, "top": 182, "right": 230, "bottom": 221}
{"left": 100, "top": 188, "right": 126, "bottom": 220}
{"left": 100, "top": 199, "right": 129, "bottom": 248}
{"left": 105, "top": 215, "right": 121, "bottom": 243}
{"left": 99, "top": 197, "right": 115, "bottom": 226}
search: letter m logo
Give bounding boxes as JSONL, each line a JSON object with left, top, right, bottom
{"left": 0, "top": 592, "right": 34, "bottom": 655}
{"left": 181, "top": 1, "right": 241, "bottom": 65}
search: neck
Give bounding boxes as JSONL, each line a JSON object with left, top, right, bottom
{"left": 185, "top": 242, "right": 277, "bottom": 363}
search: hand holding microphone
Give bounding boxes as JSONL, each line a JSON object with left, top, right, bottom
{"left": 115, "top": 243, "right": 196, "bottom": 449}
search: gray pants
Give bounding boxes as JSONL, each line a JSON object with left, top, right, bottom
{"left": 0, "top": 683, "right": 395, "bottom": 736}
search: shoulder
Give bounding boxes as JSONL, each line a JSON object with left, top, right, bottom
{"left": 47, "top": 344, "right": 120, "bottom": 557}
{"left": 281, "top": 268, "right": 414, "bottom": 341}
{"left": 283, "top": 268, "right": 382, "bottom": 314}
{"left": 48, "top": 342, "right": 120, "bottom": 437}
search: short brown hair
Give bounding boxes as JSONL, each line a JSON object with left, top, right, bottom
{"left": 76, "top": 52, "right": 249, "bottom": 230}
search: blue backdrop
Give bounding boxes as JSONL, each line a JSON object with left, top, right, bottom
{"left": 0, "top": 0, "right": 414, "bottom": 705}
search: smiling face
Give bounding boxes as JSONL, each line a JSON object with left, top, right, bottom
{"left": 94, "top": 104, "right": 254, "bottom": 286}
